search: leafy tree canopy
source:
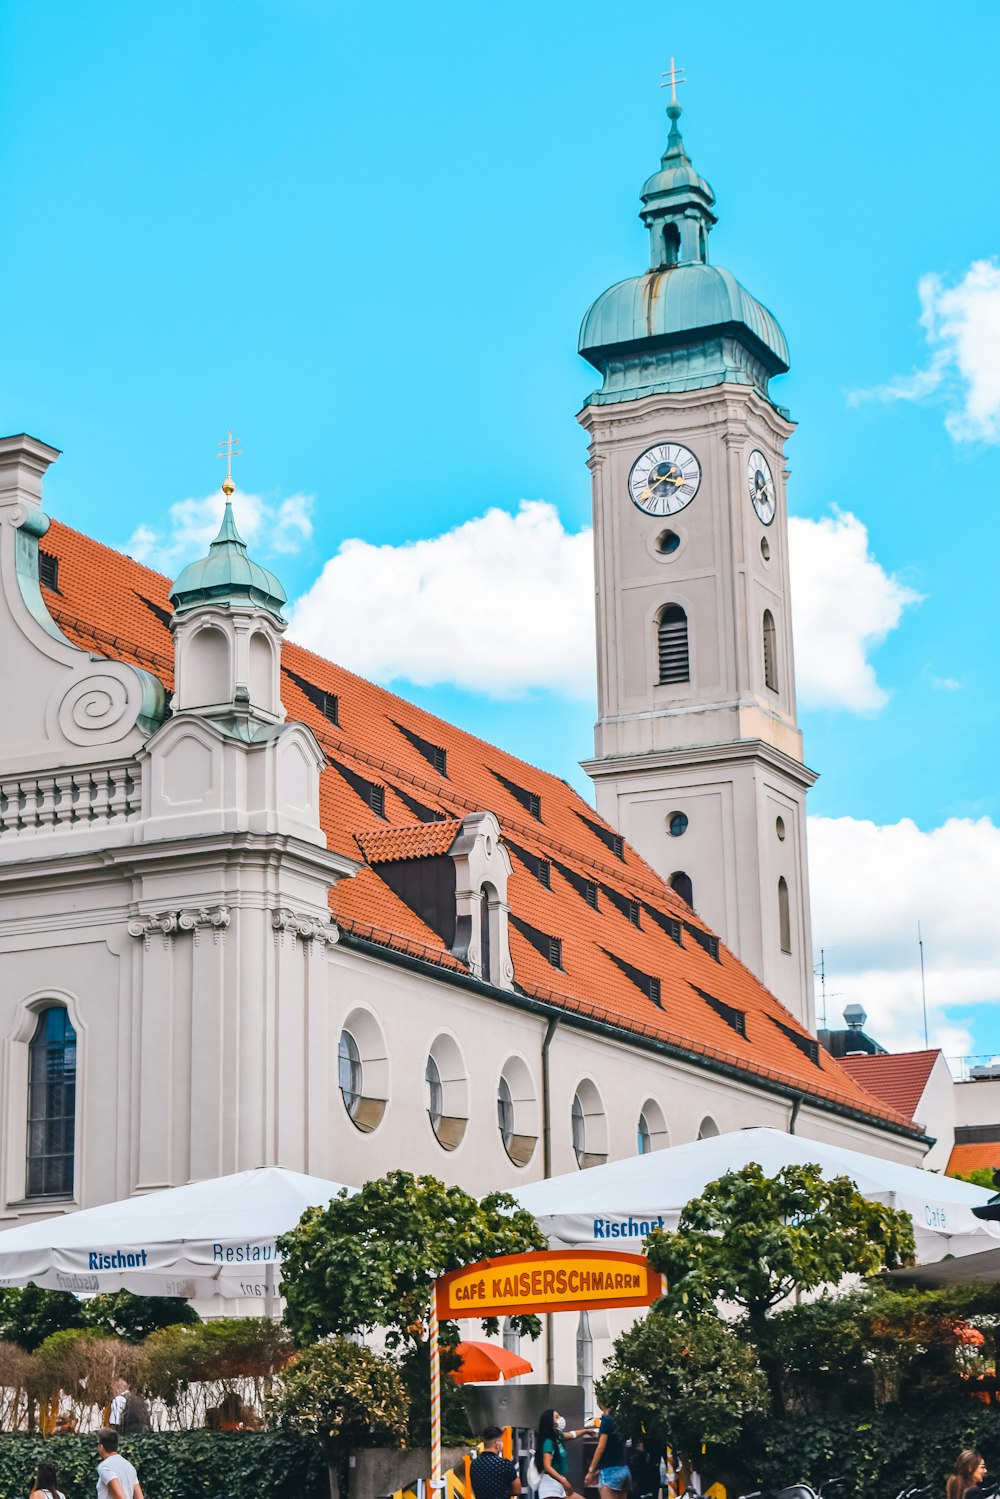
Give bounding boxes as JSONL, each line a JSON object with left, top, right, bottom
{"left": 949, "top": 1165, "right": 1000, "bottom": 1190}
{"left": 0, "top": 1285, "right": 83, "bottom": 1352}
{"left": 645, "top": 1162, "right": 916, "bottom": 1331}
{"left": 597, "top": 1311, "right": 767, "bottom": 1453}
{"left": 81, "top": 1291, "right": 200, "bottom": 1343}
{"left": 269, "top": 1338, "right": 408, "bottom": 1457}
{"left": 278, "top": 1170, "right": 546, "bottom": 1352}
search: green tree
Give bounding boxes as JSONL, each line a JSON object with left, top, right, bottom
{"left": 644, "top": 1162, "right": 915, "bottom": 1406}
{"left": 949, "top": 1165, "right": 999, "bottom": 1189}
{"left": 0, "top": 1285, "right": 83, "bottom": 1352}
{"left": 277, "top": 1170, "right": 546, "bottom": 1443}
{"left": 598, "top": 1311, "right": 767, "bottom": 1456}
{"left": 81, "top": 1291, "right": 200, "bottom": 1343}
{"left": 269, "top": 1337, "right": 409, "bottom": 1499}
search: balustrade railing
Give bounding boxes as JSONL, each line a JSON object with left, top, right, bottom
{"left": 0, "top": 763, "right": 141, "bottom": 838}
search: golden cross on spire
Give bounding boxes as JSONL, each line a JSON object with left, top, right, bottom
{"left": 217, "top": 429, "right": 242, "bottom": 497}
{"left": 660, "top": 56, "right": 686, "bottom": 105}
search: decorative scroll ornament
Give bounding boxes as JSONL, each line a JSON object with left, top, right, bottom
{"left": 57, "top": 672, "right": 142, "bottom": 746}
{"left": 271, "top": 908, "right": 340, "bottom": 946}
{"left": 128, "top": 907, "right": 230, "bottom": 945}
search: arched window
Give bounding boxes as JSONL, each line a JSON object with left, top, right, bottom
{"left": 479, "top": 883, "right": 493, "bottom": 982}
{"left": 697, "top": 1115, "right": 720, "bottom": 1140}
{"left": 26, "top": 1007, "right": 77, "bottom": 1198}
{"left": 763, "top": 610, "right": 778, "bottom": 692}
{"left": 657, "top": 605, "right": 690, "bottom": 685}
{"left": 669, "top": 871, "right": 694, "bottom": 907}
{"left": 778, "top": 876, "right": 792, "bottom": 953}
{"left": 663, "top": 223, "right": 680, "bottom": 267}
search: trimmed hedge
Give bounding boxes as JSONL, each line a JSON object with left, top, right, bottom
{"left": 737, "top": 1404, "right": 1000, "bottom": 1495}
{"left": 0, "top": 1429, "right": 328, "bottom": 1499}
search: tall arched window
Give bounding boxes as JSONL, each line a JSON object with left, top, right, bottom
{"left": 26, "top": 1007, "right": 77, "bottom": 1198}
{"left": 778, "top": 877, "right": 792, "bottom": 953}
{"left": 663, "top": 223, "right": 680, "bottom": 267}
{"left": 658, "top": 605, "right": 690, "bottom": 684}
{"left": 763, "top": 610, "right": 778, "bottom": 692}
{"left": 479, "top": 884, "right": 493, "bottom": 982}
{"left": 669, "top": 871, "right": 694, "bottom": 907}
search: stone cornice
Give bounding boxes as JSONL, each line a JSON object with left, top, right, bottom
{"left": 581, "top": 736, "right": 818, "bottom": 791}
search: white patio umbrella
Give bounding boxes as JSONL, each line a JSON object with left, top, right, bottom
{"left": 0, "top": 1166, "right": 353, "bottom": 1306}
{"left": 513, "top": 1128, "right": 1000, "bottom": 1267}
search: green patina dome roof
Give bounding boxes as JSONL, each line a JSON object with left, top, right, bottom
{"left": 579, "top": 263, "right": 789, "bottom": 371}
{"left": 579, "top": 100, "right": 789, "bottom": 404}
{"left": 169, "top": 501, "right": 287, "bottom": 619}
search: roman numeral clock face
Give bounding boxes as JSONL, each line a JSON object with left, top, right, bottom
{"left": 628, "top": 443, "right": 701, "bottom": 516}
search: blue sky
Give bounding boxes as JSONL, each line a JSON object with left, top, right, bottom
{"left": 1, "top": 1, "right": 997, "bottom": 1059}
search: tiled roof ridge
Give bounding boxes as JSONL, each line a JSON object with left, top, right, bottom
{"left": 840, "top": 1048, "right": 942, "bottom": 1063}
{"left": 335, "top": 918, "right": 919, "bottom": 1135}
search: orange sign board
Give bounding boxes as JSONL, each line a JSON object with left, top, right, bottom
{"left": 435, "top": 1249, "right": 662, "bottom": 1319}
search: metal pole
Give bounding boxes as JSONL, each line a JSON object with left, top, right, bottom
{"left": 429, "top": 1291, "right": 442, "bottom": 1487}
{"left": 918, "top": 922, "right": 928, "bottom": 1048}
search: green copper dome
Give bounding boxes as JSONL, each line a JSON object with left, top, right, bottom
{"left": 169, "top": 501, "right": 287, "bottom": 619}
{"left": 579, "top": 102, "right": 789, "bottom": 405}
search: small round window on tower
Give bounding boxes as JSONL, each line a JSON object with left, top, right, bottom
{"left": 776, "top": 816, "right": 786, "bottom": 841}
{"left": 657, "top": 530, "right": 681, "bottom": 555}
{"left": 668, "top": 811, "right": 689, "bottom": 838}
{"left": 761, "top": 537, "right": 771, "bottom": 561}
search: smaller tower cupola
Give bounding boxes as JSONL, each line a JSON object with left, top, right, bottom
{"left": 640, "top": 100, "right": 717, "bottom": 269}
{"left": 168, "top": 434, "right": 287, "bottom": 729}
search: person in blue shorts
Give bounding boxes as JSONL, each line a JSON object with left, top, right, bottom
{"left": 584, "top": 1398, "right": 630, "bottom": 1499}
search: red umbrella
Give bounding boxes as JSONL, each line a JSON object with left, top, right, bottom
{"left": 450, "top": 1341, "right": 534, "bottom": 1384}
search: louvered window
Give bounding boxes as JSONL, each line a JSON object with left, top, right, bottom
{"left": 38, "top": 550, "right": 59, "bottom": 592}
{"left": 763, "top": 610, "right": 778, "bottom": 692}
{"left": 575, "top": 812, "right": 625, "bottom": 861}
{"left": 657, "top": 604, "right": 689, "bottom": 684}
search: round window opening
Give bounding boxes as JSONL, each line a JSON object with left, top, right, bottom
{"left": 337, "top": 1015, "right": 388, "bottom": 1133}
{"left": 668, "top": 811, "right": 688, "bottom": 838}
{"left": 338, "top": 1030, "right": 362, "bottom": 1121}
{"left": 776, "top": 816, "right": 786, "bottom": 841}
{"left": 761, "top": 537, "right": 771, "bottom": 561}
{"left": 657, "top": 529, "right": 681, "bottom": 556}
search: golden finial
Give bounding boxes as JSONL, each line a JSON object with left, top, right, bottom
{"left": 217, "top": 429, "right": 242, "bottom": 497}
{"left": 659, "top": 56, "right": 686, "bottom": 106}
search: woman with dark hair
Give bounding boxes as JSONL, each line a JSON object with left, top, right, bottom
{"left": 535, "top": 1407, "right": 583, "bottom": 1499}
{"left": 947, "top": 1452, "right": 987, "bottom": 1499}
{"left": 29, "top": 1462, "right": 66, "bottom": 1499}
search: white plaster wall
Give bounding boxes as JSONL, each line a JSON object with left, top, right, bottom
{"left": 954, "top": 1077, "right": 1000, "bottom": 1128}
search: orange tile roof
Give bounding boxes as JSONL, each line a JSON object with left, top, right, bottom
{"left": 836, "top": 1050, "right": 941, "bottom": 1122}
{"left": 947, "top": 1143, "right": 1000, "bottom": 1177}
{"left": 356, "top": 821, "right": 462, "bottom": 863}
{"left": 38, "top": 518, "right": 922, "bottom": 1139}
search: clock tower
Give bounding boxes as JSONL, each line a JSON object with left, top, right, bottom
{"left": 578, "top": 92, "right": 817, "bottom": 1029}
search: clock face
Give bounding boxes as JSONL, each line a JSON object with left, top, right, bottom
{"left": 628, "top": 443, "right": 701, "bottom": 516}
{"left": 747, "top": 449, "right": 777, "bottom": 525}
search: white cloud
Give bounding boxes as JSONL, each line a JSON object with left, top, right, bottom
{"left": 788, "top": 510, "right": 921, "bottom": 712}
{"left": 288, "top": 500, "right": 596, "bottom": 699}
{"left": 288, "top": 501, "right": 914, "bottom": 710}
{"left": 124, "top": 488, "right": 314, "bottom": 575}
{"left": 808, "top": 814, "right": 1000, "bottom": 1058}
{"left": 849, "top": 258, "right": 1000, "bottom": 442}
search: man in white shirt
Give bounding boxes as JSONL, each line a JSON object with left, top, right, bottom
{"left": 96, "top": 1430, "right": 145, "bottom": 1499}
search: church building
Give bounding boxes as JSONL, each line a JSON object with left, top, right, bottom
{"left": 0, "top": 94, "right": 926, "bottom": 1294}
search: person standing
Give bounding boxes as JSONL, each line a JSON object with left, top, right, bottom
{"left": 109, "top": 1379, "right": 150, "bottom": 1434}
{"left": 470, "top": 1426, "right": 522, "bottom": 1499}
{"left": 96, "top": 1430, "right": 145, "bottom": 1499}
{"left": 947, "top": 1452, "right": 987, "bottom": 1499}
{"left": 535, "top": 1409, "right": 584, "bottom": 1499}
{"left": 584, "top": 1399, "right": 631, "bottom": 1499}
{"left": 29, "top": 1462, "right": 66, "bottom": 1499}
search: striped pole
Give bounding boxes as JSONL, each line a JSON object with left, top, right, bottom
{"left": 665, "top": 1446, "right": 678, "bottom": 1499}
{"left": 429, "top": 1293, "right": 442, "bottom": 1487}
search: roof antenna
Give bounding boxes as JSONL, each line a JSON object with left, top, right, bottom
{"left": 918, "top": 921, "right": 929, "bottom": 1047}
{"left": 815, "top": 947, "right": 827, "bottom": 1029}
